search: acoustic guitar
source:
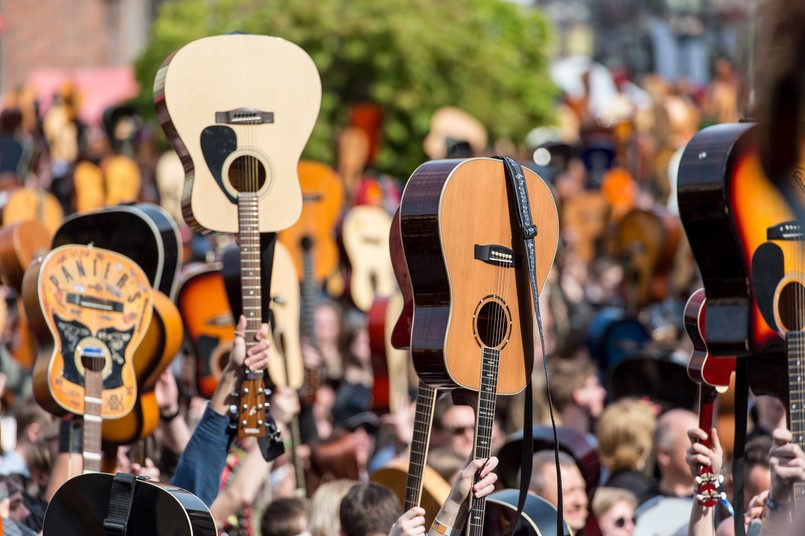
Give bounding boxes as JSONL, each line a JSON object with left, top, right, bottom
{"left": 339, "top": 204, "right": 396, "bottom": 312}
{"left": 368, "top": 293, "right": 409, "bottom": 415}
{"left": 683, "top": 289, "right": 735, "bottom": 507}
{"left": 2, "top": 186, "right": 64, "bottom": 239}
{"left": 400, "top": 157, "right": 559, "bottom": 534}
{"left": 156, "top": 33, "right": 321, "bottom": 437}
{"left": 22, "top": 245, "right": 153, "bottom": 421}
{"left": 43, "top": 472, "right": 216, "bottom": 535}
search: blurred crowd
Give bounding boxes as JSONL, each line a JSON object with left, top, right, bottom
{"left": 0, "top": 48, "right": 800, "bottom": 536}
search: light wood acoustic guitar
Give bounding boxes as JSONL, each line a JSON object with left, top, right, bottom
{"left": 3, "top": 186, "right": 64, "bottom": 239}
{"left": 400, "top": 157, "right": 559, "bottom": 534}
{"left": 156, "top": 33, "right": 321, "bottom": 437}
{"left": 339, "top": 204, "right": 396, "bottom": 312}
{"left": 22, "top": 245, "right": 153, "bottom": 424}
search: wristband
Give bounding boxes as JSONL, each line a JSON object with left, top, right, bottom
{"left": 58, "top": 419, "right": 83, "bottom": 453}
{"left": 431, "top": 519, "right": 457, "bottom": 536}
{"left": 159, "top": 407, "right": 181, "bottom": 422}
{"left": 766, "top": 497, "right": 790, "bottom": 512}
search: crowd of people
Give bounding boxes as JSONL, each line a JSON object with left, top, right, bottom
{"left": 0, "top": 48, "right": 801, "bottom": 536}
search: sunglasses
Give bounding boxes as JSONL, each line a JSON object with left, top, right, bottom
{"left": 447, "top": 425, "right": 474, "bottom": 436}
{"left": 614, "top": 516, "right": 636, "bottom": 528}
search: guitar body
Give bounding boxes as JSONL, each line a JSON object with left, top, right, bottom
{"left": 176, "top": 262, "right": 235, "bottom": 398}
{"left": 339, "top": 205, "right": 396, "bottom": 312}
{"left": 484, "top": 489, "right": 571, "bottom": 536}
{"left": 43, "top": 472, "right": 217, "bottom": 536}
{"left": 561, "top": 190, "right": 610, "bottom": 264}
{"left": 101, "top": 154, "right": 142, "bottom": 207}
{"left": 73, "top": 160, "right": 106, "bottom": 214}
{"left": 684, "top": 289, "right": 736, "bottom": 390}
{"left": 278, "top": 160, "right": 344, "bottom": 284}
{"left": 611, "top": 206, "right": 682, "bottom": 307}
{"left": 53, "top": 202, "right": 183, "bottom": 299}
{"left": 368, "top": 293, "right": 409, "bottom": 414}
{"left": 102, "top": 290, "right": 184, "bottom": 444}
{"left": 0, "top": 219, "right": 50, "bottom": 291}
{"left": 400, "top": 158, "right": 558, "bottom": 393}
{"left": 3, "top": 187, "right": 64, "bottom": 238}
{"left": 23, "top": 245, "right": 153, "bottom": 418}
{"left": 370, "top": 457, "right": 451, "bottom": 529}
{"left": 677, "top": 123, "right": 756, "bottom": 356}
{"left": 155, "top": 34, "right": 321, "bottom": 234}
{"left": 389, "top": 207, "right": 413, "bottom": 350}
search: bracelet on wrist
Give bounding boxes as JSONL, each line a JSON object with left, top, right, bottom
{"left": 766, "top": 497, "right": 791, "bottom": 512}
{"left": 159, "top": 407, "right": 181, "bottom": 422}
{"left": 431, "top": 518, "right": 458, "bottom": 536}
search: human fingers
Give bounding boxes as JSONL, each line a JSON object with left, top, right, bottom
{"left": 255, "top": 322, "right": 270, "bottom": 342}
{"left": 710, "top": 427, "right": 722, "bottom": 455}
{"left": 473, "top": 472, "right": 498, "bottom": 498}
{"left": 479, "top": 456, "right": 499, "bottom": 478}
{"left": 772, "top": 427, "right": 793, "bottom": 447}
{"left": 687, "top": 427, "right": 708, "bottom": 444}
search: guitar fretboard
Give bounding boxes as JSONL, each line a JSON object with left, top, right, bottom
{"left": 404, "top": 382, "right": 438, "bottom": 510}
{"left": 82, "top": 349, "right": 105, "bottom": 474}
{"left": 237, "top": 192, "right": 266, "bottom": 438}
{"left": 468, "top": 347, "right": 501, "bottom": 536}
{"left": 787, "top": 331, "right": 805, "bottom": 509}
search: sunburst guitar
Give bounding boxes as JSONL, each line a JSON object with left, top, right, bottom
{"left": 22, "top": 245, "right": 153, "bottom": 420}
{"left": 155, "top": 33, "right": 321, "bottom": 437}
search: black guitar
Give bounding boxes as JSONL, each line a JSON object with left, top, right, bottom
{"left": 52, "top": 202, "right": 183, "bottom": 299}
{"left": 484, "top": 489, "right": 572, "bottom": 536}
{"left": 43, "top": 472, "right": 217, "bottom": 535}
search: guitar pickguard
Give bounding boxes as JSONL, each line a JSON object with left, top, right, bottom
{"left": 54, "top": 315, "right": 131, "bottom": 390}
{"left": 201, "top": 125, "right": 238, "bottom": 204}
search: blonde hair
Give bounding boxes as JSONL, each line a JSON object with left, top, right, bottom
{"left": 308, "top": 479, "right": 358, "bottom": 536}
{"left": 592, "top": 487, "right": 637, "bottom": 519}
{"left": 595, "top": 398, "right": 656, "bottom": 473}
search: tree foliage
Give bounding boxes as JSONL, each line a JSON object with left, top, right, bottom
{"left": 135, "top": 0, "right": 557, "bottom": 179}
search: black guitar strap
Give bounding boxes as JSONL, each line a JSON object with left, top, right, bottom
{"left": 495, "top": 155, "right": 565, "bottom": 536}
{"left": 732, "top": 359, "right": 749, "bottom": 536}
{"left": 103, "top": 472, "right": 138, "bottom": 535}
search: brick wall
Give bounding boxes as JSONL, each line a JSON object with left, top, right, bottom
{"left": 0, "top": 0, "right": 154, "bottom": 94}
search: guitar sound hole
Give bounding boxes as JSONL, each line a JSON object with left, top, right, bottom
{"left": 228, "top": 155, "right": 266, "bottom": 193}
{"left": 777, "top": 280, "right": 805, "bottom": 331}
{"left": 474, "top": 298, "right": 511, "bottom": 349}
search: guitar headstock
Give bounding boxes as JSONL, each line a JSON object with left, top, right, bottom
{"left": 694, "top": 466, "right": 724, "bottom": 508}
{"left": 235, "top": 370, "right": 268, "bottom": 438}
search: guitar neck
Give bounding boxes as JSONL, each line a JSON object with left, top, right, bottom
{"left": 237, "top": 193, "right": 266, "bottom": 438}
{"left": 300, "top": 242, "right": 318, "bottom": 347}
{"left": 468, "top": 347, "right": 502, "bottom": 536}
{"left": 404, "top": 381, "right": 438, "bottom": 511}
{"left": 787, "top": 331, "right": 805, "bottom": 510}
{"left": 82, "top": 350, "right": 105, "bottom": 474}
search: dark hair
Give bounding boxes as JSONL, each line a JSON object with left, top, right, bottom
{"left": 339, "top": 482, "right": 401, "bottom": 536}
{"left": 260, "top": 497, "right": 310, "bottom": 536}
{"left": 744, "top": 435, "right": 772, "bottom": 469}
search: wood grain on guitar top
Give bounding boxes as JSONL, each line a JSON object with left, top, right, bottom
{"left": 400, "top": 158, "right": 558, "bottom": 394}
{"left": 154, "top": 34, "right": 322, "bottom": 234}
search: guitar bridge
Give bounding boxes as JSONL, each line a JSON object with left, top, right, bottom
{"left": 215, "top": 108, "right": 274, "bottom": 125}
{"left": 474, "top": 244, "right": 520, "bottom": 267}
{"left": 767, "top": 221, "right": 803, "bottom": 241}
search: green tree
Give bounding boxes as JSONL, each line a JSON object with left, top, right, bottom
{"left": 135, "top": 0, "right": 557, "bottom": 179}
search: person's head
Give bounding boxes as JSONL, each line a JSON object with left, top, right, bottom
{"left": 13, "top": 400, "right": 55, "bottom": 448}
{"left": 309, "top": 479, "right": 358, "bottom": 536}
{"left": 753, "top": 395, "right": 786, "bottom": 434}
{"left": 315, "top": 300, "right": 343, "bottom": 348}
{"left": 592, "top": 487, "right": 637, "bottom": 536}
{"left": 342, "top": 412, "right": 379, "bottom": 470}
{"left": 549, "top": 356, "right": 606, "bottom": 419}
{"left": 742, "top": 435, "right": 772, "bottom": 509}
{"left": 308, "top": 433, "right": 361, "bottom": 495}
{"left": 596, "top": 398, "right": 656, "bottom": 473}
{"left": 339, "top": 482, "right": 401, "bottom": 536}
{"left": 338, "top": 309, "right": 370, "bottom": 369}
{"left": 654, "top": 408, "right": 699, "bottom": 484}
{"left": 261, "top": 497, "right": 310, "bottom": 536}
{"left": 433, "top": 395, "right": 476, "bottom": 458}
{"left": 529, "top": 450, "right": 588, "bottom": 532}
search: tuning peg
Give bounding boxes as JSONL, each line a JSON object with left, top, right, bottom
{"left": 264, "top": 388, "right": 272, "bottom": 396}
{"left": 229, "top": 404, "right": 238, "bottom": 416}
{"left": 717, "top": 475, "right": 725, "bottom": 485}
{"left": 695, "top": 476, "right": 703, "bottom": 485}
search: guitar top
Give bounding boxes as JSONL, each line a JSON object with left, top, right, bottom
{"left": 23, "top": 245, "right": 153, "bottom": 419}
{"left": 278, "top": 160, "right": 345, "bottom": 285}
{"left": 155, "top": 33, "right": 322, "bottom": 234}
{"left": 400, "top": 157, "right": 558, "bottom": 394}
{"left": 43, "top": 472, "right": 217, "bottom": 536}
{"left": 339, "top": 204, "right": 396, "bottom": 312}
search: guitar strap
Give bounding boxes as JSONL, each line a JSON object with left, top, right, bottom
{"left": 732, "top": 359, "right": 749, "bottom": 536}
{"left": 495, "top": 155, "right": 564, "bottom": 536}
{"left": 103, "top": 472, "right": 137, "bottom": 535}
